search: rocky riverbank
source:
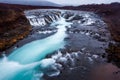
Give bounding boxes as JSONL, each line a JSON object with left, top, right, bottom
{"left": 0, "top": 9, "right": 32, "bottom": 51}
{"left": 0, "top": 3, "right": 51, "bottom": 52}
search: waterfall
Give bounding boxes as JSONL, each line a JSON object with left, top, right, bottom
{"left": 0, "top": 13, "right": 72, "bottom": 80}
{"left": 0, "top": 9, "right": 110, "bottom": 80}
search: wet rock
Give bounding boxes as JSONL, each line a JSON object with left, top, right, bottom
{"left": 62, "top": 12, "right": 74, "bottom": 19}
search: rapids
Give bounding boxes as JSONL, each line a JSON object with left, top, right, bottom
{"left": 0, "top": 16, "right": 72, "bottom": 80}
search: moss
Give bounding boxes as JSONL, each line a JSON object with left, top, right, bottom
{"left": 0, "top": 9, "right": 31, "bottom": 51}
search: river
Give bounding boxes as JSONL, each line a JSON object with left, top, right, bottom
{"left": 0, "top": 16, "right": 72, "bottom": 80}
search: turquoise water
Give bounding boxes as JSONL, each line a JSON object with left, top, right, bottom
{"left": 0, "top": 17, "right": 72, "bottom": 80}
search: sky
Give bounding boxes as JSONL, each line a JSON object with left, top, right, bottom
{"left": 0, "top": 0, "right": 120, "bottom": 6}
{"left": 46, "top": 0, "right": 120, "bottom": 6}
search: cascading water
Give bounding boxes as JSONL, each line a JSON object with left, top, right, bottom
{"left": 0, "top": 9, "right": 113, "bottom": 80}
{"left": 0, "top": 13, "right": 72, "bottom": 80}
{"left": 8, "top": 17, "right": 71, "bottom": 64}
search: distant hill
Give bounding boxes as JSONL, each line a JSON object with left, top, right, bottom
{"left": 0, "top": 3, "right": 57, "bottom": 11}
{"left": 0, "top": 0, "right": 61, "bottom": 7}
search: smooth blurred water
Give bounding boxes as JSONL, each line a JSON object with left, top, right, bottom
{"left": 0, "top": 17, "right": 72, "bottom": 80}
